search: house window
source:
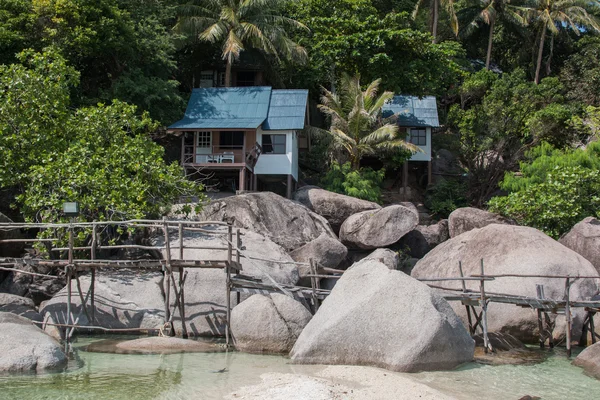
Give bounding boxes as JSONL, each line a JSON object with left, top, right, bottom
{"left": 262, "top": 134, "right": 286, "bottom": 154}
{"left": 219, "top": 131, "right": 244, "bottom": 149}
{"left": 199, "top": 70, "right": 214, "bottom": 88}
{"left": 409, "top": 128, "right": 426, "bottom": 146}
{"left": 197, "top": 131, "right": 211, "bottom": 149}
{"left": 217, "top": 72, "right": 226, "bottom": 87}
{"left": 236, "top": 71, "right": 256, "bottom": 86}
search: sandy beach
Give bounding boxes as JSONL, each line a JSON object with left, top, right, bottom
{"left": 225, "top": 365, "right": 456, "bottom": 400}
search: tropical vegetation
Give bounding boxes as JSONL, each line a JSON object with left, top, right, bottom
{"left": 1, "top": 0, "right": 600, "bottom": 235}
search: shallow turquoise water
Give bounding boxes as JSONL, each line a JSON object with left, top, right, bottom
{"left": 0, "top": 337, "right": 599, "bottom": 399}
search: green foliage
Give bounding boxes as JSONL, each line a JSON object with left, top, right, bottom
{"left": 499, "top": 141, "right": 600, "bottom": 193}
{"left": 4, "top": 0, "right": 184, "bottom": 124}
{"left": 0, "top": 48, "right": 78, "bottom": 188}
{"left": 561, "top": 37, "right": 600, "bottom": 107}
{"left": 0, "top": 0, "right": 38, "bottom": 63}
{"left": 1, "top": 50, "right": 203, "bottom": 223}
{"left": 321, "top": 162, "right": 385, "bottom": 203}
{"left": 447, "top": 69, "right": 571, "bottom": 205}
{"left": 489, "top": 166, "right": 600, "bottom": 238}
{"left": 424, "top": 178, "right": 468, "bottom": 218}
{"left": 286, "top": 0, "right": 467, "bottom": 96}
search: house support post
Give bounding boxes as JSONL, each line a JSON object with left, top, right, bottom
{"left": 428, "top": 161, "right": 432, "bottom": 186}
{"left": 287, "top": 175, "right": 293, "bottom": 199}
{"left": 252, "top": 174, "right": 258, "bottom": 192}
{"left": 239, "top": 168, "right": 246, "bottom": 193}
{"left": 402, "top": 161, "right": 408, "bottom": 200}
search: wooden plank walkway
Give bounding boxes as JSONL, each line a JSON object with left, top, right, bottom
{"left": 1, "top": 220, "right": 600, "bottom": 357}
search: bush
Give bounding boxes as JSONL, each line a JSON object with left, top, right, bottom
{"left": 424, "top": 179, "right": 468, "bottom": 219}
{"left": 321, "top": 162, "right": 385, "bottom": 203}
{"left": 489, "top": 166, "right": 600, "bottom": 239}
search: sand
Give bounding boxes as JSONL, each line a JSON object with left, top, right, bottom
{"left": 225, "top": 365, "right": 457, "bottom": 400}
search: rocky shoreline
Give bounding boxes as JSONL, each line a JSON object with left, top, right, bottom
{"left": 1, "top": 187, "right": 599, "bottom": 380}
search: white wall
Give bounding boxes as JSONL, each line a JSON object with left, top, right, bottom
{"left": 254, "top": 127, "right": 298, "bottom": 180}
{"left": 408, "top": 127, "right": 432, "bottom": 162}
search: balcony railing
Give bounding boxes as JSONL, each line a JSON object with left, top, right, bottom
{"left": 182, "top": 144, "right": 261, "bottom": 167}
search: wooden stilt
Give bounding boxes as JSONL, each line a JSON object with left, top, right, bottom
{"left": 565, "top": 277, "right": 572, "bottom": 358}
{"left": 90, "top": 223, "right": 97, "bottom": 324}
{"left": 225, "top": 225, "right": 233, "bottom": 345}
{"left": 536, "top": 284, "right": 546, "bottom": 349}
{"left": 310, "top": 258, "right": 319, "bottom": 313}
{"left": 177, "top": 222, "right": 188, "bottom": 338}
{"left": 427, "top": 160, "right": 432, "bottom": 185}
{"left": 591, "top": 312, "right": 597, "bottom": 344}
{"left": 286, "top": 175, "right": 293, "bottom": 199}
{"left": 239, "top": 168, "right": 246, "bottom": 192}
{"left": 458, "top": 261, "right": 475, "bottom": 334}
{"left": 65, "top": 223, "right": 74, "bottom": 351}
{"left": 236, "top": 229, "right": 242, "bottom": 305}
{"left": 479, "top": 259, "right": 492, "bottom": 353}
{"left": 252, "top": 174, "right": 258, "bottom": 192}
{"left": 162, "top": 217, "right": 174, "bottom": 336}
{"left": 402, "top": 161, "right": 408, "bottom": 200}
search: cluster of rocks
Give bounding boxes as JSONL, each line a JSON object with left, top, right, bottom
{"left": 3, "top": 187, "right": 600, "bottom": 377}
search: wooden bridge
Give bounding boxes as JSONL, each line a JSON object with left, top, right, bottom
{"left": 1, "top": 220, "right": 599, "bottom": 357}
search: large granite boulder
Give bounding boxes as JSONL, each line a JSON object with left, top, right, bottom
{"left": 353, "top": 248, "right": 399, "bottom": 270}
{"left": 411, "top": 224, "right": 600, "bottom": 343}
{"left": 560, "top": 217, "right": 600, "bottom": 275}
{"left": 86, "top": 337, "right": 225, "bottom": 355}
{"left": 339, "top": 205, "right": 418, "bottom": 250}
{"left": 198, "top": 192, "right": 335, "bottom": 252}
{"left": 293, "top": 186, "right": 380, "bottom": 233}
{"left": 0, "top": 263, "right": 65, "bottom": 305}
{"left": 0, "top": 312, "right": 67, "bottom": 372}
{"left": 159, "top": 228, "right": 300, "bottom": 336}
{"left": 0, "top": 293, "right": 42, "bottom": 321}
{"left": 0, "top": 212, "right": 25, "bottom": 258}
{"left": 290, "top": 260, "right": 474, "bottom": 372}
{"left": 398, "top": 220, "right": 450, "bottom": 258}
{"left": 573, "top": 341, "right": 600, "bottom": 380}
{"left": 290, "top": 234, "right": 347, "bottom": 285}
{"left": 41, "top": 270, "right": 165, "bottom": 337}
{"left": 232, "top": 293, "right": 312, "bottom": 354}
{"left": 448, "top": 207, "right": 513, "bottom": 238}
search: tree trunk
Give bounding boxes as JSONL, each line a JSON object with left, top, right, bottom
{"left": 432, "top": 0, "right": 439, "bottom": 44}
{"left": 225, "top": 57, "right": 232, "bottom": 87}
{"left": 485, "top": 17, "right": 495, "bottom": 70}
{"left": 534, "top": 22, "right": 547, "bottom": 84}
{"left": 546, "top": 34, "right": 554, "bottom": 76}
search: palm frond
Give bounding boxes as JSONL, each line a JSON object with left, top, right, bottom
{"left": 361, "top": 124, "right": 399, "bottom": 145}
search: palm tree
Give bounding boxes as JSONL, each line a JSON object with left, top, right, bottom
{"left": 519, "top": 0, "right": 600, "bottom": 84}
{"left": 317, "top": 74, "right": 421, "bottom": 170}
{"left": 413, "top": 0, "right": 459, "bottom": 43}
{"left": 459, "top": 0, "right": 525, "bottom": 69}
{"left": 175, "top": 0, "right": 308, "bottom": 87}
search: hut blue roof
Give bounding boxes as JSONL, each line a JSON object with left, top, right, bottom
{"left": 382, "top": 95, "right": 439, "bottom": 127}
{"left": 168, "top": 87, "right": 308, "bottom": 131}
{"left": 263, "top": 89, "right": 309, "bottom": 130}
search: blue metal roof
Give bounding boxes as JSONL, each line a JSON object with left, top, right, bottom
{"left": 168, "top": 87, "right": 308, "bottom": 131}
{"left": 382, "top": 95, "right": 439, "bottom": 127}
{"left": 262, "top": 89, "right": 308, "bottom": 130}
{"left": 168, "top": 87, "right": 272, "bottom": 130}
